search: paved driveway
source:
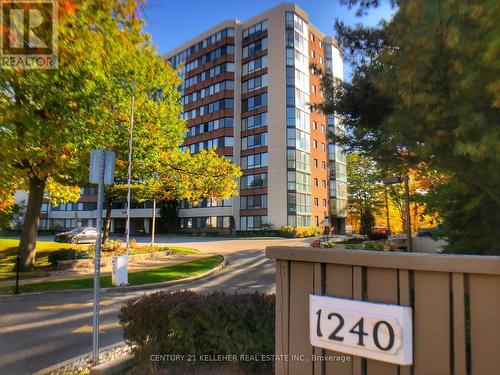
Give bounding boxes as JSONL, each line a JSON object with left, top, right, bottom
{"left": 0, "top": 236, "right": 311, "bottom": 375}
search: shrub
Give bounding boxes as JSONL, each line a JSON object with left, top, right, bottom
{"left": 47, "top": 249, "right": 91, "bottom": 265}
{"left": 278, "top": 225, "right": 294, "bottom": 238}
{"left": 119, "top": 291, "right": 275, "bottom": 372}
{"left": 279, "top": 226, "right": 322, "bottom": 238}
{"left": 363, "top": 241, "right": 385, "bottom": 251}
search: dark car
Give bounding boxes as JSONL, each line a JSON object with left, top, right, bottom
{"left": 417, "top": 224, "right": 443, "bottom": 238}
{"left": 54, "top": 227, "right": 99, "bottom": 244}
{"left": 368, "top": 227, "right": 391, "bottom": 240}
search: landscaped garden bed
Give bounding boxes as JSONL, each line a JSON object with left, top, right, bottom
{"left": 119, "top": 291, "right": 275, "bottom": 374}
{"left": 0, "top": 237, "right": 199, "bottom": 279}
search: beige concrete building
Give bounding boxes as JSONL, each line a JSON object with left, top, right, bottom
{"left": 165, "top": 3, "right": 347, "bottom": 232}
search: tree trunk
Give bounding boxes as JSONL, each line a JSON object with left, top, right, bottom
{"left": 18, "top": 176, "right": 46, "bottom": 271}
{"left": 102, "top": 198, "right": 112, "bottom": 243}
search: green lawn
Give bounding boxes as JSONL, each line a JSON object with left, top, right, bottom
{"left": 0, "top": 255, "right": 223, "bottom": 294}
{"left": 0, "top": 238, "right": 199, "bottom": 280}
{"left": 0, "top": 238, "right": 84, "bottom": 280}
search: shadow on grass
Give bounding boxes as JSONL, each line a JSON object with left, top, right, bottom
{"left": 0, "top": 255, "right": 223, "bottom": 295}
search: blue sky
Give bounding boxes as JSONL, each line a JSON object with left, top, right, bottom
{"left": 142, "top": 0, "right": 395, "bottom": 56}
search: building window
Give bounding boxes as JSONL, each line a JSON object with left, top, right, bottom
{"left": 310, "top": 34, "right": 315, "bottom": 42}
{"left": 313, "top": 140, "right": 318, "bottom": 149}
{"left": 242, "top": 20, "right": 268, "bottom": 39}
{"left": 311, "top": 50, "right": 315, "bottom": 58}
{"left": 313, "top": 121, "right": 317, "bottom": 130}
{"left": 242, "top": 73, "right": 268, "bottom": 93}
{"left": 287, "top": 128, "right": 310, "bottom": 151}
{"left": 242, "top": 132, "right": 268, "bottom": 150}
{"left": 242, "top": 112, "right": 268, "bottom": 130}
{"left": 287, "top": 150, "right": 310, "bottom": 172}
{"left": 314, "top": 159, "right": 318, "bottom": 168}
{"left": 321, "top": 125, "right": 325, "bottom": 133}
{"left": 315, "top": 216, "right": 319, "bottom": 226}
{"left": 323, "top": 199, "right": 327, "bottom": 207}
{"left": 242, "top": 37, "right": 268, "bottom": 59}
{"left": 240, "top": 215, "right": 268, "bottom": 230}
{"left": 314, "top": 178, "right": 319, "bottom": 187}
{"left": 240, "top": 194, "right": 268, "bottom": 209}
{"left": 242, "top": 92, "right": 268, "bottom": 112}
{"left": 241, "top": 173, "right": 268, "bottom": 189}
{"left": 242, "top": 55, "right": 268, "bottom": 75}
{"left": 241, "top": 152, "right": 268, "bottom": 169}
{"left": 314, "top": 198, "right": 319, "bottom": 207}
{"left": 322, "top": 143, "right": 326, "bottom": 151}
{"left": 319, "top": 56, "right": 323, "bottom": 64}
{"left": 312, "top": 84, "right": 317, "bottom": 93}
{"left": 287, "top": 192, "right": 311, "bottom": 213}
{"left": 287, "top": 171, "right": 311, "bottom": 193}
{"left": 322, "top": 161, "right": 326, "bottom": 169}
{"left": 322, "top": 180, "right": 327, "bottom": 188}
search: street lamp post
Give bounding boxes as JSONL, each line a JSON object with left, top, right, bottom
{"left": 384, "top": 185, "right": 391, "bottom": 234}
{"left": 404, "top": 176, "right": 412, "bottom": 252}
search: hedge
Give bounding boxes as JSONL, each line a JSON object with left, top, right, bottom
{"left": 119, "top": 291, "right": 275, "bottom": 373}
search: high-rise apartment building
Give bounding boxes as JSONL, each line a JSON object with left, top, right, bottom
{"left": 166, "top": 3, "right": 347, "bottom": 232}
{"left": 34, "top": 3, "right": 347, "bottom": 235}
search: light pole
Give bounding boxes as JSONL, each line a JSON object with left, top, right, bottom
{"left": 384, "top": 185, "right": 391, "bottom": 234}
{"left": 404, "top": 175, "right": 412, "bottom": 252}
{"left": 383, "top": 176, "right": 412, "bottom": 252}
{"left": 125, "top": 95, "right": 134, "bottom": 254}
{"left": 151, "top": 198, "right": 156, "bottom": 246}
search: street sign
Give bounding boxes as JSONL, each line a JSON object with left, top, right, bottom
{"left": 89, "top": 149, "right": 115, "bottom": 366}
{"left": 383, "top": 176, "right": 404, "bottom": 185}
{"left": 310, "top": 294, "right": 413, "bottom": 365}
{"left": 89, "top": 150, "right": 115, "bottom": 185}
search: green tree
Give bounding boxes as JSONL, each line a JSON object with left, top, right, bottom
{"left": 101, "top": 148, "right": 241, "bottom": 241}
{"left": 0, "top": 0, "right": 241, "bottom": 269}
{"left": 346, "top": 152, "right": 384, "bottom": 235}
{"left": 158, "top": 200, "right": 179, "bottom": 234}
{"left": 316, "top": 0, "right": 500, "bottom": 253}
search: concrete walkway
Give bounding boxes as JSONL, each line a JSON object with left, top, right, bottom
{"left": 0, "top": 252, "right": 216, "bottom": 287}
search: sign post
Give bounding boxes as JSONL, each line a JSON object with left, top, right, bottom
{"left": 89, "top": 149, "right": 115, "bottom": 366}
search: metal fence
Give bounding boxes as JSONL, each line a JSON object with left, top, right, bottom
{"left": 267, "top": 247, "right": 500, "bottom": 375}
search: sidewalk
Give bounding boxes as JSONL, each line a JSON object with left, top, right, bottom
{"left": 0, "top": 252, "right": 216, "bottom": 287}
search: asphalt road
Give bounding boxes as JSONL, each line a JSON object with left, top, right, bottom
{"left": 0, "top": 236, "right": 311, "bottom": 375}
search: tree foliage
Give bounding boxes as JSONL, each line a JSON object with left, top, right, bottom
{"left": 346, "top": 152, "right": 384, "bottom": 235}
{"left": 0, "top": 0, "right": 241, "bottom": 268}
{"left": 318, "top": 0, "right": 500, "bottom": 253}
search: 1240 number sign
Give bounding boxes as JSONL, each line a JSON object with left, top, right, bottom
{"left": 309, "top": 295, "right": 413, "bottom": 365}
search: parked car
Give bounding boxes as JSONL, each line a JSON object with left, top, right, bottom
{"left": 417, "top": 224, "right": 443, "bottom": 238}
{"left": 54, "top": 227, "right": 99, "bottom": 244}
{"left": 368, "top": 227, "right": 391, "bottom": 240}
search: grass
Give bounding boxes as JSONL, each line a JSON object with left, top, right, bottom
{"left": 0, "top": 255, "right": 223, "bottom": 294}
{"left": 0, "top": 238, "right": 199, "bottom": 280}
{"left": 0, "top": 238, "right": 84, "bottom": 280}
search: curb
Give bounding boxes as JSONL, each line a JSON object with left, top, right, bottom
{"left": 90, "top": 354, "right": 134, "bottom": 375}
{"left": 32, "top": 342, "right": 128, "bottom": 375}
{"left": 0, "top": 255, "right": 226, "bottom": 298}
